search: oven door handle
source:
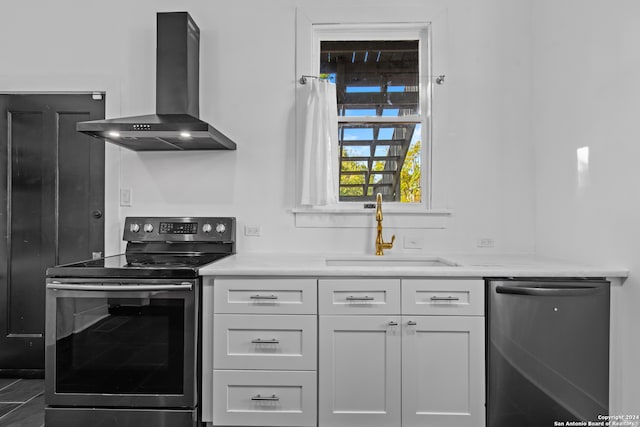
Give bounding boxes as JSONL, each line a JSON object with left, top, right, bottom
{"left": 46, "top": 283, "right": 193, "bottom": 292}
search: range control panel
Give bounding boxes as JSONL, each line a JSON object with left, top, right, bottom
{"left": 123, "top": 217, "right": 236, "bottom": 243}
{"left": 159, "top": 222, "right": 198, "bottom": 234}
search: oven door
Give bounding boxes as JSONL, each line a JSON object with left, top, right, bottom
{"left": 45, "top": 278, "right": 198, "bottom": 409}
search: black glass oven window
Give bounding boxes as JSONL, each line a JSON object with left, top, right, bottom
{"left": 55, "top": 297, "right": 184, "bottom": 394}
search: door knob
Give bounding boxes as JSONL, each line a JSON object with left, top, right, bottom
{"left": 92, "top": 210, "right": 103, "bottom": 219}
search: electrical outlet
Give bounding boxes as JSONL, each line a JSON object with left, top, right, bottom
{"left": 404, "top": 236, "right": 424, "bottom": 249}
{"left": 477, "top": 238, "right": 495, "bottom": 248}
{"left": 120, "top": 188, "right": 132, "bottom": 207}
{"left": 244, "top": 225, "right": 261, "bottom": 237}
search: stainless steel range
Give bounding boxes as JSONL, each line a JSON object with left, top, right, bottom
{"left": 44, "top": 216, "right": 235, "bottom": 427}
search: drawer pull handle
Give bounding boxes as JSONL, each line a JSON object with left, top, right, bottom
{"left": 388, "top": 321, "right": 398, "bottom": 326}
{"left": 251, "top": 394, "right": 280, "bottom": 401}
{"left": 250, "top": 294, "right": 278, "bottom": 300}
{"left": 346, "top": 295, "right": 374, "bottom": 301}
{"left": 251, "top": 338, "right": 280, "bottom": 344}
{"left": 430, "top": 296, "right": 460, "bottom": 301}
{"left": 407, "top": 320, "right": 417, "bottom": 326}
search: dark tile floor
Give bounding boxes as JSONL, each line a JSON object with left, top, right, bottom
{"left": 0, "top": 379, "right": 44, "bottom": 427}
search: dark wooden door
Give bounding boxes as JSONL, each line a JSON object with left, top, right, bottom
{"left": 0, "top": 93, "right": 105, "bottom": 375}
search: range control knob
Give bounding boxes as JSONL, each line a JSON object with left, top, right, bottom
{"left": 130, "top": 223, "right": 140, "bottom": 233}
{"left": 202, "top": 224, "right": 213, "bottom": 233}
{"left": 143, "top": 223, "right": 154, "bottom": 233}
{"left": 215, "top": 223, "right": 226, "bottom": 234}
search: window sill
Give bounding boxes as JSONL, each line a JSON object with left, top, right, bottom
{"left": 292, "top": 207, "right": 452, "bottom": 228}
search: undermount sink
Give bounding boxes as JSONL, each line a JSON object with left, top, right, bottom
{"left": 325, "top": 256, "right": 459, "bottom": 267}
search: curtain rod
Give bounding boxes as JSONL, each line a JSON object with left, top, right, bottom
{"left": 299, "top": 74, "right": 445, "bottom": 85}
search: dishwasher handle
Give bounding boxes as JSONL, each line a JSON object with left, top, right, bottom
{"left": 495, "top": 284, "right": 601, "bottom": 297}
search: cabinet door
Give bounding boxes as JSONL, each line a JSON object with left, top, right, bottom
{"left": 319, "top": 316, "right": 401, "bottom": 427}
{"left": 402, "top": 316, "right": 485, "bottom": 427}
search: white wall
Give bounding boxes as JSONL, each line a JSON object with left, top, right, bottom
{"left": 119, "top": 0, "right": 535, "bottom": 255}
{"left": 532, "top": 0, "right": 640, "bottom": 413}
{"left": 0, "top": 0, "right": 536, "bottom": 256}
{"left": 1, "top": 0, "right": 636, "bottom": 414}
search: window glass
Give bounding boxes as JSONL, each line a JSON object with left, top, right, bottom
{"left": 320, "top": 40, "right": 423, "bottom": 203}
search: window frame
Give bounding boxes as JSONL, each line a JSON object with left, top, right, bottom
{"left": 313, "top": 26, "right": 428, "bottom": 206}
{"left": 294, "top": 6, "right": 451, "bottom": 228}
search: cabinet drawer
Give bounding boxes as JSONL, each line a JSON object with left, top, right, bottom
{"left": 319, "top": 279, "right": 400, "bottom": 315}
{"left": 402, "top": 279, "right": 484, "bottom": 316}
{"left": 213, "top": 370, "right": 317, "bottom": 427}
{"left": 213, "top": 314, "right": 317, "bottom": 370}
{"left": 214, "top": 278, "right": 317, "bottom": 314}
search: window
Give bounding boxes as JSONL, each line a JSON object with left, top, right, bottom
{"left": 302, "top": 22, "right": 430, "bottom": 210}
{"left": 320, "top": 40, "right": 423, "bottom": 203}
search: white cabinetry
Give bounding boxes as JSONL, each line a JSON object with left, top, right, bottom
{"left": 318, "top": 278, "right": 485, "bottom": 427}
{"left": 402, "top": 315, "right": 484, "bottom": 427}
{"left": 318, "top": 279, "right": 401, "bottom": 427}
{"left": 318, "top": 278, "right": 401, "bottom": 315}
{"left": 213, "top": 314, "right": 316, "bottom": 371}
{"left": 319, "top": 315, "right": 401, "bottom": 427}
{"left": 212, "top": 278, "right": 317, "bottom": 427}
{"left": 401, "top": 279, "right": 485, "bottom": 427}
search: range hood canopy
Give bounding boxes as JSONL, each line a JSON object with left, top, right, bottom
{"left": 77, "top": 12, "right": 236, "bottom": 151}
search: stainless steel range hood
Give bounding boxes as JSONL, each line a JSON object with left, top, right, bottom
{"left": 77, "top": 12, "right": 236, "bottom": 151}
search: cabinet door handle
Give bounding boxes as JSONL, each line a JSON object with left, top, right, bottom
{"left": 407, "top": 320, "right": 417, "bottom": 326}
{"left": 430, "top": 296, "right": 460, "bottom": 301}
{"left": 251, "top": 394, "right": 280, "bottom": 401}
{"left": 251, "top": 338, "right": 280, "bottom": 344}
{"left": 346, "top": 295, "right": 374, "bottom": 301}
{"left": 250, "top": 294, "right": 278, "bottom": 300}
{"left": 388, "top": 321, "right": 398, "bottom": 326}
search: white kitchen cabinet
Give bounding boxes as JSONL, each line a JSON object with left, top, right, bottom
{"left": 214, "top": 277, "right": 317, "bottom": 314}
{"left": 402, "top": 315, "right": 485, "bottom": 427}
{"left": 213, "top": 370, "right": 317, "bottom": 427}
{"left": 318, "top": 278, "right": 485, "bottom": 427}
{"left": 211, "top": 278, "right": 318, "bottom": 426}
{"left": 318, "top": 315, "right": 401, "bottom": 427}
{"left": 318, "top": 278, "right": 401, "bottom": 315}
{"left": 214, "top": 314, "right": 317, "bottom": 371}
{"left": 402, "top": 278, "right": 484, "bottom": 316}
{"left": 207, "top": 277, "right": 484, "bottom": 427}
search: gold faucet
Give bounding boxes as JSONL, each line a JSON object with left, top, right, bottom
{"left": 375, "top": 193, "right": 395, "bottom": 255}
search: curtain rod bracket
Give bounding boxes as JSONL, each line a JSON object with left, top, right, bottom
{"left": 300, "top": 75, "right": 319, "bottom": 84}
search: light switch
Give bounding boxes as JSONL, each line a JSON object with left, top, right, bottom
{"left": 120, "top": 188, "right": 132, "bottom": 207}
{"left": 477, "top": 238, "right": 495, "bottom": 248}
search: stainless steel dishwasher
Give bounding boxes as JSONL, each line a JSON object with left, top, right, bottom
{"left": 486, "top": 278, "right": 610, "bottom": 426}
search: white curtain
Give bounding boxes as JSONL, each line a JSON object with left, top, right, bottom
{"left": 300, "top": 79, "right": 339, "bottom": 206}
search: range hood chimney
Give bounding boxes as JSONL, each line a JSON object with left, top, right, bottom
{"left": 77, "top": 12, "right": 236, "bottom": 151}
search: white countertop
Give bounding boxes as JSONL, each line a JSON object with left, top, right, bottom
{"left": 199, "top": 253, "right": 629, "bottom": 278}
